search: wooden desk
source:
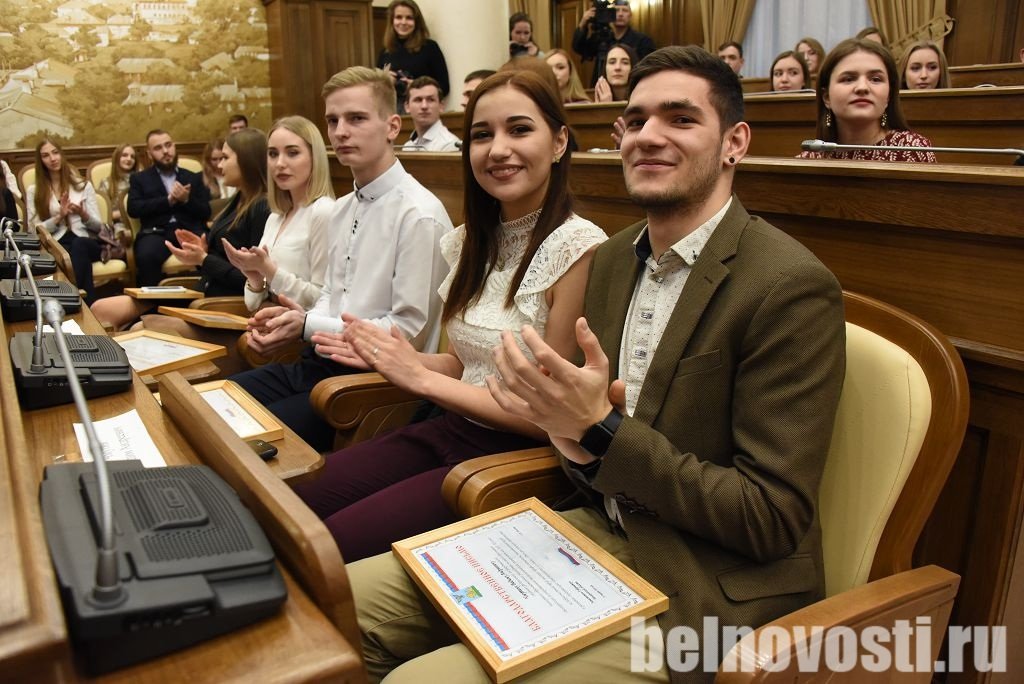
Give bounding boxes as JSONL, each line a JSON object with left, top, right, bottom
{"left": 408, "top": 86, "right": 1024, "bottom": 165}
{"left": 354, "top": 152, "right": 1024, "bottom": 683}
{"left": 0, "top": 278, "right": 354, "bottom": 680}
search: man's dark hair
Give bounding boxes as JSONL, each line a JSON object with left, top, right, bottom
{"left": 145, "top": 128, "right": 169, "bottom": 142}
{"left": 717, "top": 41, "right": 743, "bottom": 58}
{"left": 228, "top": 114, "right": 248, "bottom": 126}
{"left": 406, "top": 76, "right": 442, "bottom": 99}
{"left": 629, "top": 45, "right": 744, "bottom": 131}
{"left": 464, "top": 69, "right": 497, "bottom": 83}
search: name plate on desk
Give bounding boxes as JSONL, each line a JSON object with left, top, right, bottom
{"left": 113, "top": 329, "right": 225, "bottom": 375}
{"left": 393, "top": 498, "right": 668, "bottom": 683}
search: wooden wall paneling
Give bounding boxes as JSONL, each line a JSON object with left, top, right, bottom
{"left": 945, "top": 0, "right": 1024, "bottom": 67}
{"left": 554, "top": 1, "right": 592, "bottom": 86}
{"left": 264, "top": 0, "right": 374, "bottom": 133}
{"left": 949, "top": 63, "right": 1024, "bottom": 88}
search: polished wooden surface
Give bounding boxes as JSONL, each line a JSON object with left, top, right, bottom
{"left": 0, "top": 269, "right": 354, "bottom": 680}
{"left": 364, "top": 152, "right": 1024, "bottom": 683}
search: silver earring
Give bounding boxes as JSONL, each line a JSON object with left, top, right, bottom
{"left": 825, "top": 109, "right": 832, "bottom": 127}
{"left": 881, "top": 111, "right": 888, "bottom": 128}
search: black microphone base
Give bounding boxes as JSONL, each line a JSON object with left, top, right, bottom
{"left": 40, "top": 461, "right": 287, "bottom": 675}
{"left": 11, "top": 233, "right": 41, "bottom": 250}
{"left": 10, "top": 332, "right": 132, "bottom": 409}
{"left": 0, "top": 251, "right": 56, "bottom": 278}
{"left": 1, "top": 279, "right": 82, "bottom": 321}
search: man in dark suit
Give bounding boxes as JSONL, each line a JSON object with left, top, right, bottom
{"left": 344, "top": 46, "right": 845, "bottom": 682}
{"left": 128, "top": 129, "right": 211, "bottom": 286}
{"left": 573, "top": 0, "right": 655, "bottom": 87}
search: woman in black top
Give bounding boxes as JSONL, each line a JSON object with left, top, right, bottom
{"left": 0, "top": 175, "right": 16, "bottom": 221}
{"left": 376, "top": 0, "right": 449, "bottom": 111}
{"left": 168, "top": 128, "right": 270, "bottom": 297}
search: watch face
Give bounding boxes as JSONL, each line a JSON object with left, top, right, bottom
{"left": 580, "top": 409, "right": 622, "bottom": 457}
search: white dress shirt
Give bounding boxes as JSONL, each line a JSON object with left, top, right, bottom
{"left": 26, "top": 181, "right": 102, "bottom": 240}
{"left": 303, "top": 160, "right": 453, "bottom": 353}
{"left": 2, "top": 160, "right": 21, "bottom": 200}
{"left": 401, "top": 120, "right": 461, "bottom": 152}
{"left": 245, "top": 196, "right": 334, "bottom": 312}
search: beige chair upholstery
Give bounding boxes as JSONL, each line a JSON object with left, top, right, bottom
{"left": 87, "top": 159, "right": 112, "bottom": 194}
{"left": 17, "top": 165, "right": 34, "bottom": 200}
{"left": 178, "top": 156, "right": 203, "bottom": 174}
{"left": 119, "top": 192, "right": 191, "bottom": 278}
{"left": 90, "top": 194, "right": 129, "bottom": 287}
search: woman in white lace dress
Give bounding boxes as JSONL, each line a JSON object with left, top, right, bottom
{"left": 295, "top": 70, "right": 606, "bottom": 561}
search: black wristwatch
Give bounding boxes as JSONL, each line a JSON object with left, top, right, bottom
{"left": 579, "top": 408, "right": 624, "bottom": 458}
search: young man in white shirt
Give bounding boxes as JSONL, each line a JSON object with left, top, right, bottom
{"left": 232, "top": 66, "right": 453, "bottom": 452}
{"left": 401, "top": 77, "right": 461, "bottom": 152}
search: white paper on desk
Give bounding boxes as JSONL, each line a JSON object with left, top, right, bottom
{"left": 42, "top": 319, "right": 84, "bottom": 335}
{"left": 201, "top": 388, "right": 264, "bottom": 438}
{"left": 73, "top": 409, "right": 166, "bottom": 468}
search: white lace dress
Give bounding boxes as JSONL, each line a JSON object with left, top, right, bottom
{"left": 438, "top": 211, "right": 606, "bottom": 388}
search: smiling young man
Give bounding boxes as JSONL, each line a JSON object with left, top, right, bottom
{"left": 401, "top": 76, "right": 460, "bottom": 151}
{"left": 231, "top": 66, "right": 452, "bottom": 452}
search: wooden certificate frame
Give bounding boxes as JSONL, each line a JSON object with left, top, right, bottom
{"left": 393, "top": 498, "right": 668, "bottom": 682}
{"left": 124, "top": 286, "right": 204, "bottom": 300}
{"left": 157, "top": 306, "right": 249, "bottom": 330}
{"left": 190, "top": 379, "right": 284, "bottom": 442}
{"left": 113, "top": 329, "right": 225, "bottom": 376}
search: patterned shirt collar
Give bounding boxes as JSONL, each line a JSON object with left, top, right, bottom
{"left": 633, "top": 197, "right": 732, "bottom": 266}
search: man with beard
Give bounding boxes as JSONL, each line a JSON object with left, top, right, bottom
{"left": 128, "top": 129, "right": 211, "bottom": 285}
{"left": 343, "top": 47, "right": 847, "bottom": 684}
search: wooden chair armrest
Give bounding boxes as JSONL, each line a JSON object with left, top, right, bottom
{"left": 158, "top": 275, "right": 201, "bottom": 289}
{"left": 310, "top": 372, "right": 423, "bottom": 449}
{"left": 716, "top": 565, "right": 960, "bottom": 682}
{"left": 442, "top": 447, "right": 572, "bottom": 517}
{"left": 190, "top": 296, "right": 248, "bottom": 316}
{"left": 236, "top": 332, "right": 308, "bottom": 369}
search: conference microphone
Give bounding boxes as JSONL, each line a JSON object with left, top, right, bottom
{"left": 8, "top": 254, "right": 131, "bottom": 409}
{"left": 40, "top": 298, "right": 122, "bottom": 602}
{"left": 38, "top": 304, "right": 286, "bottom": 674}
{"left": 1, "top": 217, "right": 40, "bottom": 250}
{"left": 801, "top": 139, "right": 1024, "bottom": 164}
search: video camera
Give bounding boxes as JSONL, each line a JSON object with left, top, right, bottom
{"left": 592, "top": 0, "right": 618, "bottom": 25}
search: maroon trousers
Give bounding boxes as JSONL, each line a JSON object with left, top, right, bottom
{"left": 293, "top": 411, "right": 544, "bottom": 562}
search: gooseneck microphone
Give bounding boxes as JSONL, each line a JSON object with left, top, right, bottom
{"left": 18, "top": 253, "right": 46, "bottom": 373}
{"left": 2, "top": 220, "right": 18, "bottom": 261}
{"left": 41, "top": 298, "right": 123, "bottom": 603}
{"left": 801, "top": 139, "right": 1024, "bottom": 164}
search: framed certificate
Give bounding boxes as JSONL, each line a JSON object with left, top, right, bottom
{"left": 191, "top": 379, "right": 283, "bottom": 442}
{"left": 158, "top": 305, "right": 249, "bottom": 331}
{"left": 113, "top": 329, "right": 225, "bottom": 376}
{"left": 393, "top": 498, "right": 668, "bottom": 682}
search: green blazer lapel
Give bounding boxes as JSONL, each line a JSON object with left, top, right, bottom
{"left": 633, "top": 199, "right": 749, "bottom": 424}
{"left": 591, "top": 225, "right": 645, "bottom": 382}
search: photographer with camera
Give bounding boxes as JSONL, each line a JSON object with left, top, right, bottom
{"left": 572, "top": 0, "right": 654, "bottom": 87}
{"left": 509, "top": 12, "right": 544, "bottom": 60}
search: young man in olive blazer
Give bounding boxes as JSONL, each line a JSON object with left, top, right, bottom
{"left": 488, "top": 46, "right": 846, "bottom": 679}
{"left": 346, "top": 47, "right": 845, "bottom": 682}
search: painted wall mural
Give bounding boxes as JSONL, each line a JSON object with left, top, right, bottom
{"left": 0, "top": 0, "right": 272, "bottom": 149}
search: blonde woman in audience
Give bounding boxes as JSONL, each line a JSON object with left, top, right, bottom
{"left": 546, "top": 48, "right": 590, "bottom": 103}
{"left": 98, "top": 143, "right": 140, "bottom": 230}
{"left": 796, "top": 37, "right": 825, "bottom": 77}
{"left": 770, "top": 50, "right": 811, "bottom": 91}
{"left": 27, "top": 139, "right": 104, "bottom": 302}
{"left": 92, "top": 128, "right": 272, "bottom": 329}
{"left": 899, "top": 41, "right": 951, "bottom": 90}
{"left": 801, "top": 38, "right": 936, "bottom": 163}
{"left": 294, "top": 70, "right": 606, "bottom": 562}
{"left": 223, "top": 115, "right": 334, "bottom": 313}
{"left": 594, "top": 43, "right": 637, "bottom": 102}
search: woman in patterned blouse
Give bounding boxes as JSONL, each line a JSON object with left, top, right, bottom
{"left": 801, "top": 38, "right": 936, "bottom": 163}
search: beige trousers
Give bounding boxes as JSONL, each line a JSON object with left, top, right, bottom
{"left": 348, "top": 507, "right": 670, "bottom": 683}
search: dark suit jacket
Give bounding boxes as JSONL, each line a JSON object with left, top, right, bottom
{"left": 576, "top": 198, "right": 845, "bottom": 681}
{"left": 127, "top": 164, "right": 211, "bottom": 234}
{"left": 199, "top": 195, "right": 270, "bottom": 297}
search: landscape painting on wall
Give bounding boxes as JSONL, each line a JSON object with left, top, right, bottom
{"left": 0, "top": 0, "right": 272, "bottom": 150}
